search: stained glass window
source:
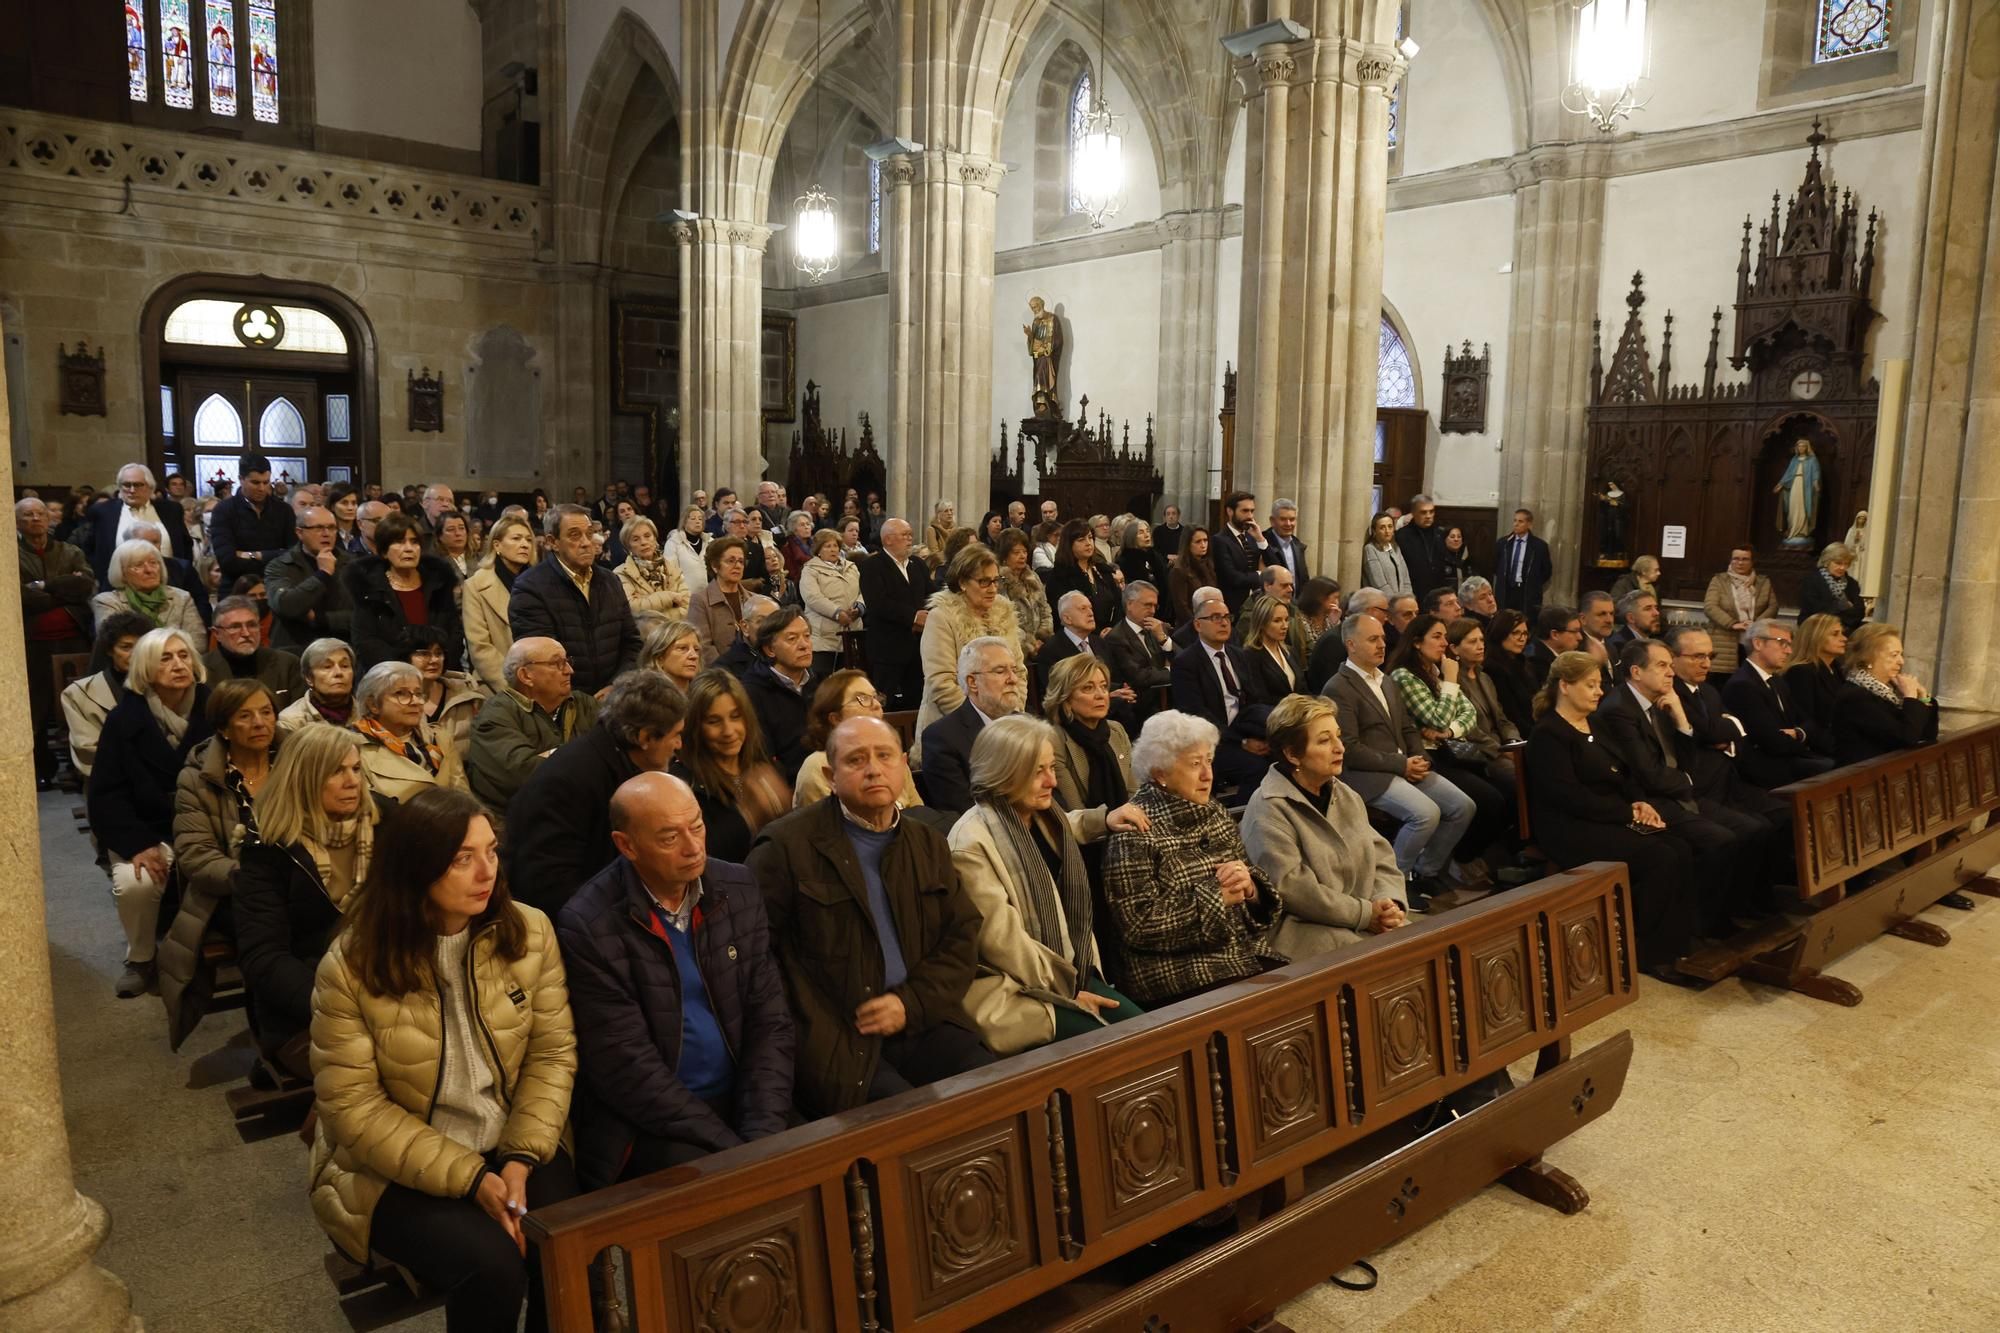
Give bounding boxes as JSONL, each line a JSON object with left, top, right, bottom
{"left": 159, "top": 0, "right": 194, "bottom": 109}
{"left": 248, "top": 0, "right": 278, "bottom": 122}
{"left": 126, "top": 2, "right": 149, "bottom": 102}
{"left": 1387, "top": 5, "right": 1405, "bottom": 151}
{"left": 160, "top": 385, "right": 175, "bottom": 436}
{"left": 1378, "top": 315, "right": 1417, "bottom": 408}
{"left": 326, "top": 394, "right": 351, "bottom": 443}
{"left": 1067, "top": 69, "right": 1093, "bottom": 214}
{"left": 1814, "top": 0, "right": 1893, "bottom": 63}
{"left": 206, "top": 0, "right": 238, "bottom": 116}
{"left": 868, "top": 157, "right": 882, "bottom": 255}
{"left": 193, "top": 395, "right": 243, "bottom": 450}
{"left": 259, "top": 398, "right": 306, "bottom": 448}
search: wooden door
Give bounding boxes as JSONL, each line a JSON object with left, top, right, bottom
{"left": 1375, "top": 408, "right": 1428, "bottom": 516}
{"left": 174, "top": 373, "right": 320, "bottom": 489}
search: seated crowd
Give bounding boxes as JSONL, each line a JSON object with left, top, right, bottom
{"left": 34, "top": 461, "right": 1945, "bottom": 1331}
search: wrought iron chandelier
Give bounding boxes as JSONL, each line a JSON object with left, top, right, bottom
{"left": 793, "top": 0, "right": 840, "bottom": 281}
{"left": 1562, "top": 0, "right": 1651, "bottom": 133}
{"left": 1071, "top": 0, "right": 1125, "bottom": 228}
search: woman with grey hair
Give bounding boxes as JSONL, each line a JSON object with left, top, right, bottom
{"left": 639, "top": 617, "right": 703, "bottom": 694}
{"left": 1797, "top": 540, "right": 1866, "bottom": 634}
{"left": 1100, "top": 710, "right": 1285, "bottom": 1008}
{"left": 1609, "top": 554, "right": 1660, "bottom": 604}
{"left": 351, "top": 660, "right": 465, "bottom": 800}
{"left": 91, "top": 538, "right": 204, "bottom": 638}
{"left": 279, "top": 638, "right": 356, "bottom": 732}
{"left": 947, "top": 714, "right": 1147, "bottom": 1053}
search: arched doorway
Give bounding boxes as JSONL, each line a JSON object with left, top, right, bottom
{"left": 1374, "top": 307, "right": 1424, "bottom": 516}
{"left": 139, "top": 274, "right": 379, "bottom": 493}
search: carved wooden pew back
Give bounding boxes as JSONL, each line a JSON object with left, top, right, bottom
{"left": 527, "top": 864, "right": 1639, "bottom": 1332}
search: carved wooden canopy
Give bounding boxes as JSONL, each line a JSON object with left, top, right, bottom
{"left": 1583, "top": 124, "right": 1880, "bottom": 605}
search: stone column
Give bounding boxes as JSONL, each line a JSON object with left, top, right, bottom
{"left": 674, "top": 219, "right": 771, "bottom": 497}
{"left": 1154, "top": 207, "right": 1230, "bottom": 514}
{"left": 884, "top": 149, "right": 1003, "bottom": 521}
{"left": 1495, "top": 143, "right": 1610, "bottom": 606}
{"left": 1888, "top": 0, "right": 2000, "bottom": 707}
{"left": 0, "top": 319, "right": 139, "bottom": 1331}
{"left": 1232, "top": 7, "right": 1404, "bottom": 588}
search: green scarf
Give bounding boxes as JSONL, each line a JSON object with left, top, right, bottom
{"left": 123, "top": 583, "right": 170, "bottom": 623}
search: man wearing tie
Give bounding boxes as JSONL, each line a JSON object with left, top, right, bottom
{"left": 1262, "top": 499, "right": 1310, "bottom": 581}
{"left": 1100, "top": 580, "right": 1174, "bottom": 716}
{"left": 1213, "top": 491, "right": 1269, "bottom": 615}
{"left": 1169, "top": 589, "right": 1274, "bottom": 795}
{"left": 1493, "top": 508, "right": 1553, "bottom": 616}
{"left": 858, "top": 518, "right": 927, "bottom": 709}
{"left": 1721, "top": 619, "right": 1836, "bottom": 788}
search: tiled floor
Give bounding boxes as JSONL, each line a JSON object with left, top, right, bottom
{"left": 43, "top": 790, "right": 1999, "bottom": 1332}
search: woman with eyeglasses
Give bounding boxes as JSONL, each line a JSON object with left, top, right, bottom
{"left": 352, "top": 660, "right": 467, "bottom": 800}
{"left": 792, "top": 669, "right": 924, "bottom": 808}
{"left": 399, "top": 625, "right": 488, "bottom": 765}
{"left": 915, "top": 545, "right": 1024, "bottom": 739}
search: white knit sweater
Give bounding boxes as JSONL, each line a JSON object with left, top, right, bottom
{"left": 430, "top": 930, "right": 508, "bottom": 1154}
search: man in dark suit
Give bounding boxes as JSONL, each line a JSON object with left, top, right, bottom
{"left": 1100, "top": 580, "right": 1174, "bottom": 712}
{"left": 1493, "top": 508, "right": 1553, "bottom": 616}
{"left": 917, "top": 636, "right": 1019, "bottom": 814}
{"left": 1035, "top": 589, "right": 1101, "bottom": 677}
{"left": 1305, "top": 588, "right": 1386, "bottom": 694}
{"left": 1600, "top": 640, "right": 1780, "bottom": 921}
{"left": 858, "top": 518, "right": 927, "bottom": 710}
{"left": 1212, "top": 491, "right": 1268, "bottom": 615}
{"left": 1394, "top": 495, "right": 1448, "bottom": 600}
{"left": 82, "top": 463, "right": 193, "bottom": 584}
{"left": 1605, "top": 588, "right": 1662, "bottom": 657}
{"left": 1721, "top": 619, "right": 1835, "bottom": 788}
{"left": 1262, "top": 499, "right": 1309, "bottom": 582}
{"left": 1153, "top": 503, "right": 1186, "bottom": 559}
{"left": 1525, "top": 605, "right": 1582, "bottom": 685}
{"left": 1321, "top": 611, "right": 1474, "bottom": 902}
{"left": 1666, "top": 627, "right": 1792, "bottom": 821}
{"left": 1169, "top": 590, "right": 1274, "bottom": 796}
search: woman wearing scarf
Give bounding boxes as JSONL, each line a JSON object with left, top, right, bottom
{"left": 615, "top": 514, "right": 692, "bottom": 621}
{"left": 1832, "top": 623, "right": 1938, "bottom": 765}
{"left": 62, "top": 611, "right": 153, "bottom": 779}
{"left": 1043, "top": 656, "right": 1135, "bottom": 839}
{"left": 352, "top": 661, "right": 466, "bottom": 800}
{"left": 1703, "top": 546, "right": 1777, "bottom": 650}
{"left": 1797, "top": 541, "right": 1866, "bottom": 634}
{"left": 161, "top": 678, "right": 280, "bottom": 1048}
{"left": 87, "top": 627, "right": 214, "bottom": 998}
{"left": 235, "top": 723, "right": 390, "bottom": 1079}
{"left": 947, "top": 714, "right": 1147, "bottom": 1054}
{"left": 91, "top": 538, "right": 204, "bottom": 639}
{"left": 462, "top": 513, "right": 537, "bottom": 693}
{"left": 280, "top": 638, "right": 357, "bottom": 733}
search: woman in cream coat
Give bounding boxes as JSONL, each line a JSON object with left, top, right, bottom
{"left": 799, "top": 528, "right": 864, "bottom": 677}
{"left": 947, "top": 715, "right": 1146, "bottom": 1054}
{"left": 1241, "top": 693, "right": 1408, "bottom": 958}
{"left": 461, "top": 514, "right": 538, "bottom": 694}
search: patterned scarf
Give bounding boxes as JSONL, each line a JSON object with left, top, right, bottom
{"left": 123, "top": 583, "right": 170, "bottom": 623}
{"left": 1819, "top": 567, "right": 1854, "bottom": 611}
{"left": 301, "top": 807, "right": 376, "bottom": 910}
{"left": 1845, "top": 668, "right": 1900, "bottom": 706}
{"left": 1727, "top": 572, "right": 1758, "bottom": 625}
{"left": 354, "top": 715, "right": 441, "bottom": 775}
{"left": 979, "top": 800, "right": 1095, "bottom": 980}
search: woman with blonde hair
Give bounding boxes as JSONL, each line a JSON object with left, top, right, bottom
{"left": 88, "top": 626, "right": 212, "bottom": 998}
{"left": 639, "top": 618, "right": 703, "bottom": 694}
{"left": 1041, "top": 654, "right": 1136, "bottom": 834}
{"left": 916, "top": 543, "right": 1023, "bottom": 740}
{"left": 615, "top": 514, "right": 691, "bottom": 620}
{"left": 1833, "top": 623, "right": 1937, "bottom": 764}
{"left": 947, "top": 714, "right": 1145, "bottom": 1053}
{"left": 1786, "top": 612, "right": 1849, "bottom": 743}
{"left": 352, "top": 660, "right": 466, "bottom": 799}
{"left": 673, "top": 669, "right": 791, "bottom": 860}
{"left": 800, "top": 527, "right": 865, "bottom": 677}
{"left": 462, "top": 512, "right": 537, "bottom": 693}
{"left": 92, "top": 538, "right": 204, "bottom": 638}
{"left": 1524, "top": 651, "right": 1703, "bottom": 980}
{"left": 307, "top": 788, "right": 575, "bottom": 1331}
{"left": 235, "top": 723, "right": 386, "bottom": 1077}
{"left": 1241, "top": 694, "right": 1407, "bottom": 956}
{"left": 1236, "top": 594, "right": 1301, "bottom": 698}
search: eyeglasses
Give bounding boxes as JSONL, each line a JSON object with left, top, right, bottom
{"left": 118, "top": 480, "right": 150, "bottom": 491}
{"left": 1195, "top": 612, "right": 1232, "bottom": 624}
{"left": 844, "top": 691, "right": 883, "bottom": 710}
{"left": 525, "top": 657, "right": 573, "bottom": 671}
{"left": 298, "top": 522, "right": 337, "bottom": 532}
{"left": 968, "top": 576, "right": 999, "bottom": 589}
{"left": 385, "top": 689, "right": 424, "bottom": 705}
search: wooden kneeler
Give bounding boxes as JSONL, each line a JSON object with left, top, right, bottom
{"left": 1679, "top": 721, "right": 2000, "bottom": 1004}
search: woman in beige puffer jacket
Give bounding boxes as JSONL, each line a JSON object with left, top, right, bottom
{"left": 309, "top": 787, "right": 576, "bottom": 1332}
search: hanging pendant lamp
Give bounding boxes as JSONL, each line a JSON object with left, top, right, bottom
{"left": 793, "top": 0, "right": 840, "bottom": 281}
{"left": 1562, "top": 0, "right": 1652, "bottom": 133}
{"left": 1071, "top": 0, "right": 1124, "bottom": 229}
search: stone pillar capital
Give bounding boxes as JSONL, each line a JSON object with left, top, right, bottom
{"left": 1506, "top": 140, "right": 1615, "bottom": 190}
{"left": 896, "top": 149, "right": 1006, "bottom": 196}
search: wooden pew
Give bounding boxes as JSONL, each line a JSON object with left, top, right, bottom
{"left": 1679, "top": 720, "right": 2000, "bottom": 1004}
{"left": 527, "top": 864, "right": 1638, "bottom": 1332}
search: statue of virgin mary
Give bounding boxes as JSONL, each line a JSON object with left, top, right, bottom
{"left": 1773, "top": 440, "right": 1822, "bottom": 548}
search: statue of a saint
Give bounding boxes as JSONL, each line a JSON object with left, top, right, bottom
{"left": 1595, "top": 479, "right": 1628, "bottom": 563}
{"left": 1774, "top": 439, "right": 1822, "bottom": 548}
{"left": 1024, "top": 296, "right": 1063, "bottom": 419}
{"left": 1844, "top": 509, "right": 1870, "bottom": 582}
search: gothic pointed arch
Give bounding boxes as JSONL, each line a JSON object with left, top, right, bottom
{"left": 565, "top": 9, "right": 681, "bottom": 268}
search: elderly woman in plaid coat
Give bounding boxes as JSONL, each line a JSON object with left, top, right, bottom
{"left": 1099, "top": 710, "right": 1286, "bottom": 1008}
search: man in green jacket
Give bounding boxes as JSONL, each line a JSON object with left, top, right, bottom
{"left": 464, "top": 636, "right": 598, "bottom": 817}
